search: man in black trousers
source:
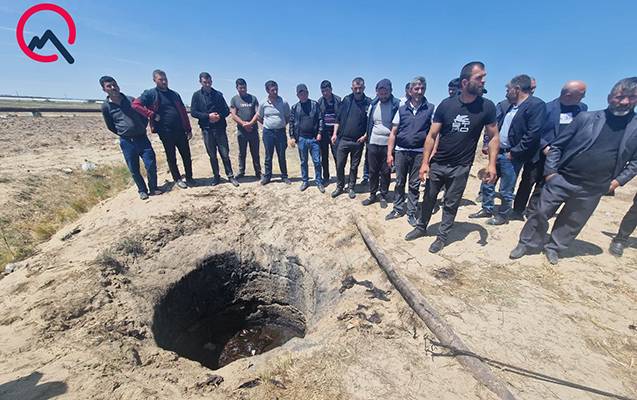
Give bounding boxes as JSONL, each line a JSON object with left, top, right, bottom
{"left": 511, "top": 77, "right": 637, "bottom": 265}
{"left": 318, "top": 80, "right": 341, "bottom": 185}
{"left": 191, "top": 72, "right": 239, "bottom": 187}
{"left": 331, "top": 77, "right": 372, "bottom": 199}
{"left": 610, "top": 193, "right": 637, "bottom": 256}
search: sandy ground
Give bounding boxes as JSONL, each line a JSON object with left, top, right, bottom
{"left": 0, "top": 114, "right": 636, "bottom": 400}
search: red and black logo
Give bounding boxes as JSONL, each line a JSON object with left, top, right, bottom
{"left": 16, "top": 3, "right": 76, "bottom": 64}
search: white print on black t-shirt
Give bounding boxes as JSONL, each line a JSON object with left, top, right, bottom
{"left": 451, "top": 115, "right": 470, "bottom": 133}
{"left": 559, "top": 112, "right": 573, "bottom": 124}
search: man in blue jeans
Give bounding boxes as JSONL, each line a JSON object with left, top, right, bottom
{"left": 289, "top": 84, "right": 324, "bottom": 193}
{"left": 470, "top": 74, "right": 546, "bottom": 225}
{"left": 257, "top": 80, "right": 291, "bottom": 185}
{"left": 99, "top": 76, "right": 161, "bottom": 200}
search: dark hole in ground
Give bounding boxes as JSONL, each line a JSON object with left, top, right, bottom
{"left": 152, "top": 252, "right": 310, "bottom": 369}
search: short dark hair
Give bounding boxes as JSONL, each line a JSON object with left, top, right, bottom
{"left": 405, "top": 82, "right": 410, "bottom": 91}
{"left": 236, "top": 78, "right": 247, "bottom": 87}
{"left": 99, "top": 75, "right": 116, "bottom": 88}
{"left": 320, "top": 80, "right": 332, "bottom": 89}
{"left": 448, "top": 78, "right": 460, "bottom": 88}
{"left": 352, "top": 77, "right": 365, "bottom": 85}
{"left": 152, "top": 69, "right": 166, "bottom": 78}
{"left": 199, "top": 72, "right": 211, "bottom": 81}
{"left": 265, "top": 80, "right": 278, "bottom": 91}
{"left": 510, "top": 74, "right": 533, "bottom": 93}
{"left": 610, "top": 77, "right": 637, "bottom": 96}
{"left": 459, "top": 61, "right": 485, "bottom": 82}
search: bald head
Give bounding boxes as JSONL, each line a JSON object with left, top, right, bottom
{"left": 560, "top": 80, "right": 587, "bottom": 106}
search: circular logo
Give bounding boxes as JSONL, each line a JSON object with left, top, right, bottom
{"left": 16, "top": 3, "right": 76, "bottom": 63}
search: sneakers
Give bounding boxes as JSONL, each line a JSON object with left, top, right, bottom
{"left": 210, "top": 176, "right": 221, "bottom": 186}
{"left": 405, "top": 228, "right": 427, "bottom": 241}
{"left": 385, "top": 210, "right": 404, "bottom": 221}
{"left": 359, "top": 178, "right": 369, "bottom": 188}
{"left": 260, "top": 177, "right": 270, "bottom": 186}
{"left": 361, "top": 195, "right": 378, "bottom": 206}
{"left": 139, "top": 192, "right": 149, "bottom": 200}
{"left": 348, "top": 189, "right": 356, "bottom": 199}
{"left": 407, "top": 214, "right": 418, "bottom": 227}
{"left": 331, "top": 187, "right": 344, "bottom": 198}
{"left": 609, "top": 240, "right": 625, "bottom": 257}
{"left": 176, "top": 180, "right": 188, "bottom": 189}
{"left": 544, "top": 248, "right": 559, "bottom": 265}
{"left": 379, "top": 197, "right": 388, "bottom": 209}
{"left": 509, "top": 244, "right": 529, "bottom": 259}
{"left": 469, "top": 209, "right": 492, "bottom": 219}
{"left": 229, "top": 177, "right": 240, "bottom": 187}
{"left": 299, "top": 182, "right": 309, "bottom": 192}
{"left": 429, "top": 238, "right": 445, "bottom": 253}
{"left": 149, "top": 189, "right": 163, "bottom": 196}
{"left": 487, "top": 215, "right": 508, "bottom": 226}
{"left": 283, "top": 178, "right": 292, "bottom": 185}
{"left": 317, "top": 184, "right": 325, "bottom": 193}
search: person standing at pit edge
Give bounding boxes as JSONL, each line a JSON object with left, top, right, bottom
{"left": 230, "top": 78, "right": 261, "bottom": 179}
{"left": 318, "top": 80, "right": 341, "bottom": 185}
{"left": 610, "top": 192, "right": 637, "bottom": 257}
{"left": 289, "top": 84, "right": 324, "bottom": 193}
{"left": 511, "top": 77, "right": 637, "bottom": 265}
{"left": 385, "top": 77, "right": 434, "bottom": 225}
{"left": 404, "top": 62, "right": 500, "bottom": 254}
{"left": 190, "top": 72, "right": 239, "bottom": 187}
{"left": 100, "top": 76, "right": 161, "bottom": 200}
{"left": 133, "top": 70, "right": 193, "bottom": 189}
{"left": 257, "top": 80, "right": 291, "bottom": 185}
{"left": 361, "top": 78, "right": 400, "bottom": 209}
{"left": 331, "top": 77, "right": 372, "bottom": 199}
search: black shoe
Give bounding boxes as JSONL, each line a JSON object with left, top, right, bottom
{"left": 487, "top": 215, "right": 508, "bottom": 226}
{"left": 176, "top": 180, "right": 188, "bottom": 189}
{"left": 283, "top": 177, "right": 292, "bottom": 185}
{"left": 331, "top": 187, "right": 344, "bottom": 198}
{"left": 348, "top": 189, "right": 356, "bottom": 199}
{"left": 509, "top": 210, "right": 525, "bottom": 221}
{"left": 362, "top": 195, "right": 377, "bottom": 206}
{"left": 211, "top": 176, "right": 221, "bottom": 186}
{"left": 544, "top": 248, "right": 559, "bottom": 265}
{"left": 230, "top": 177, "right": 240, "bottom": 187}
{"left": 407, "top": 214, "right": 418, "bottom": 227}
{"left": 360, "top": 178, "right": 369, "bottom": 188}
{"left": 429, "top": 238, "right": 445, "bottom": 253}
{"left": 149, "top": 189, "right": 163, "bottom": 196}
{"left": 379, "top": 197, "right": 388, "bottom": 209}
{"left": 299, "top": 182, "right": 309, "bottom": 192}
{"left": 260, "top": 177, "right": 270, "bottom": 186}
{"left": 385, "top": 210, "right": 404, "bottom": 221}
{"left": 509, "top": 244, "right": 529, "bottom": 259}
{"left": 469, "top": 209, "right": 492, "bottom": 219}
{"left": 139, "top": 192, "right": 149, "bottom": 200}
{"left": 317, "top": 184, "right": 325, "bottom": 193}
{"left": 609, "top": 241, "right": 625, "bottom": 257}
{"left": 405, "top": 228, "right": 427, "bottom": 241}
{"left": 236, "top": 172, "right": 245, "bottom": 179}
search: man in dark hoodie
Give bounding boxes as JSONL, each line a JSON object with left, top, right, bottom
{"left": 133, "top": 69, "right": 193, "bottom": 189}
{"left": 318, "top": 80, "right": 341, "bottom": 184}
{"left": 289, "top": 84, "right": 324, "bottom": 193}
{"left": 191, "top": 72, "right": 239, "bottom": 187}
{"left": 331, "top": 77, "right": 372, "bottom": 199}
{"left": 100, "top": 76, "right": 160, "bottom": 200}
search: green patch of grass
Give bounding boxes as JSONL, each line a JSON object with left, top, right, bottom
{"left": 0, "top": 164, "right": 131, "bottom": 270}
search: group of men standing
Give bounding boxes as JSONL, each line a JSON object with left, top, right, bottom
{"left": 99, "top": 64, "right": 637, "bottom": 263}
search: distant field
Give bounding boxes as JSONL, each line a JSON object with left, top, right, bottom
{"left": 0, "top": 99, "right": 101, "bottom": 112}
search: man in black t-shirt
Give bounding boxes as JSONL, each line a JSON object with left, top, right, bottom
{"left": 511, "top": 78, "right": 637, "bottom": 265}
{"left": 230, "top": 78, "right": 261, "bottom": 179}
{"left": 405, "top": 62, "right": 500, "bottom": 254}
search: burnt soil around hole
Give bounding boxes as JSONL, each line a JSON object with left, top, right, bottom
{"left": 152, "top": 252, "right": 309, "bottom": 369}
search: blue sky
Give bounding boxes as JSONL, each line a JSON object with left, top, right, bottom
{"left": 0, "top": 1, "right": 635, "bottom": 110}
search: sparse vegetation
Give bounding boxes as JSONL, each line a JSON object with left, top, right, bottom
{"left": 0, "top": 165, "right": 131, "bottom": 269}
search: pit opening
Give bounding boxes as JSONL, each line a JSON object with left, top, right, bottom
{"left": 152, "top": 252, "right": 311, "bottom": 369}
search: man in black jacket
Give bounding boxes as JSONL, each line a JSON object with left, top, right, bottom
{"left": 331, "top": 77, "right": 372, "bottom": 199}
{"left": 511, "top": 77, "right": 637, "bottom": 265}
{"left": 191, "top": 72, "right": 239, "bottom": 187}
{"left": 100, "top": 76, "right": 160, "bottom": 200}
{"left": 470, "top": 75, "right": 545, "bottom": 225}
{"left": 318, "top": 80, "right": 341, "bottom": 185}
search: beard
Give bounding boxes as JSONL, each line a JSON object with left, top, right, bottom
{"left": 466, "top": 82, "right": 483, "bottom": 96}
{"left": 609, "top": 105, "right": 634, "bottom": 116}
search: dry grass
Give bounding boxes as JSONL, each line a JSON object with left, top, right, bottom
{"left": 0, "top": 165, "right": 131, "bottom": 269}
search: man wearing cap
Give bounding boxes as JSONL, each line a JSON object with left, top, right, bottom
{"left": 289, "top": 84, "right": 324, "bottom": 192}
{"left": 318, "top": 80, "right": 341, "bottom": 185}
{"left": 331, "top": 77, "right": 372, "bottom": 199}
{"left": 386, "top": 76, "right": 435, "bottom": 225}
{"left": 362, "top": 79, "right": 400, "bottom": 208}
